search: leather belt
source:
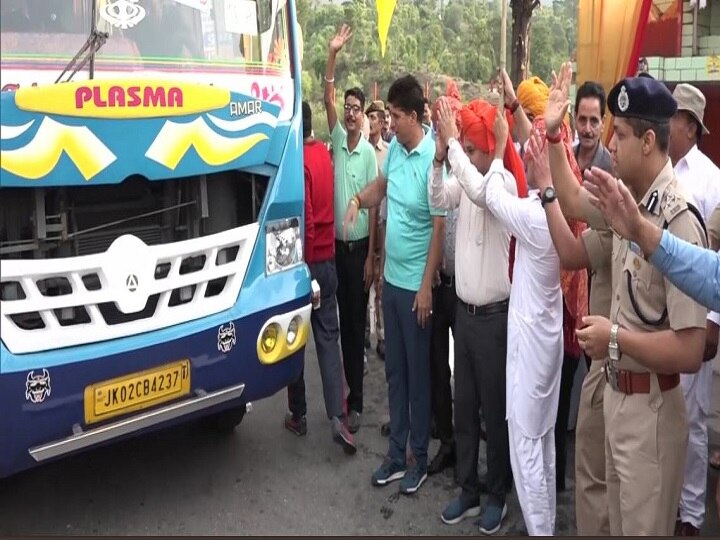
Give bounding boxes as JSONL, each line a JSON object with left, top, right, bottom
{"left": 335, "top": 237, "right": 369, "bottom": 253}
{"left": 603, "top": 363, "right": 680, "bottom": 395}
{"left": 460, "top": 298, "right": 509, "bottom": 317}
{"left": 440, "top": 273, "right": 455, "bottom": 288}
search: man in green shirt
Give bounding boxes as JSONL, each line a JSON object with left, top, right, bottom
{"left": 324, "top": 25, "right": 378, "bottom": 433}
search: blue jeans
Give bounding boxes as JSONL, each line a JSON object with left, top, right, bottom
{"left": 383, "top": 281, "right": 432, "bottom": 468}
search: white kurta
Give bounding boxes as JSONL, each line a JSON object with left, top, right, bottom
{"left": 484, "top": 168, "right": 564, "bottom": 535}
{"left": 674, "top": 145, "right": 720, "bottom": 529}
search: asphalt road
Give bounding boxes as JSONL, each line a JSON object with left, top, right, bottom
{"left": 1, "top": 336, "right": 719, "bottom": 536}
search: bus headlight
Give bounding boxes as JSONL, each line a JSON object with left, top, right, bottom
{"left": 286, "top": 316, "right": 301, "bottom": 346}
{"left": 266, "top": 218, "right": 303, "bottom": 275}
{"left": 261, "top": 323, "right": 280, "bottom": 353}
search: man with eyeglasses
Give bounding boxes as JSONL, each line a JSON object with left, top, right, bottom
{"left": 324, "top": 24, "right": 378, "bottom": 434}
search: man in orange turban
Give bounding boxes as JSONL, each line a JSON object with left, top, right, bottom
{"left": 429, "top": 97, "right": 526, "bottom": 533}
{"left": 517, "top": 76, "right": 550, "bottom": 121}
{"left": 456, "top": 101, "right": 565, "bottom": 536}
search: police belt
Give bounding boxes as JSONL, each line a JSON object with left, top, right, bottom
{"left": 603, "top": 362, "right": 680, "bottom": 395}
{"left": 459, "top": 298, "right": 509, "bottom": 316}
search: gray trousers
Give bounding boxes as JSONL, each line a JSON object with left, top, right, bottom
{"left": 287, "top": 259, "right": 344, "bottom": 420}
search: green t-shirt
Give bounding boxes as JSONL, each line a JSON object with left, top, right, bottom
{"left": 383, "top": 127, "right": 446, "bottom": 291}
{"left": 331, "top": 123, "right": 378, "bottom": 241}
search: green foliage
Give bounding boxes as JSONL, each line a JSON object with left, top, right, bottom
{"left": 299, "top": 0, "right": 577, "bottom": 141}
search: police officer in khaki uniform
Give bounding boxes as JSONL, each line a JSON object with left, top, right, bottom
{"left": 543, "top": 67, "right": 707, "bottom": 535}
{"left": 574, "top": 76, "right": 708, "bottom": 536}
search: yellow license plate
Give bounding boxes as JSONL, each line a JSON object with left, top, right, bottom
{"left": 84, "top": 360, "right": 191, "bottom": 424}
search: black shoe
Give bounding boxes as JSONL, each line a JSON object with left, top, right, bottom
{"left": 376, "top": 339, "right": 385, "bottom": 360}
{"left": 347, "top": 410, "right": 361, "bottom": 434}
{"left": 427, "top": 447, "right": 456, "bottom": 475}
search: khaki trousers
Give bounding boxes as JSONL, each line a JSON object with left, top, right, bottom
{"left": 574, "top": 361, "right": 610, "bottom": 535}
{"left": 604, "top": 378, "right": 688, "bottom": 535}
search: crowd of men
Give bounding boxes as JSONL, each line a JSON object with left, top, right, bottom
{"left": 289, "top": 23, "right": 720, "bottom": 536}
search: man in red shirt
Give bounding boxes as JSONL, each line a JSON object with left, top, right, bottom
{"left": 284, "top": 101, "right": 356, "bottom": 455}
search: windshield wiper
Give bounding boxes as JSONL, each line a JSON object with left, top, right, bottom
{"left": 55, "top": 0, "right": 107, "bottom": 83}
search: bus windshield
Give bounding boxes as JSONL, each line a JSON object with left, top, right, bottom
{"left": 0, "top": 0, "right": 295, "bottom": 118}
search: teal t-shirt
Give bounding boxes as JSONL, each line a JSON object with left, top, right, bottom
{"left": 383, "top": 127, "right": 446, "bottom": 291}
{"left": 331, "top": 123, "right": 377, "bottom": 241}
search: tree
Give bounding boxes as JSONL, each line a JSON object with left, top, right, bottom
{"left": 509, "top": 0, "right": 540, "bottom": 85}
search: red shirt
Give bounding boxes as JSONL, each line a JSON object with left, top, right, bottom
{"left": 303, "top": 140, "right": 335, "bottom": 264}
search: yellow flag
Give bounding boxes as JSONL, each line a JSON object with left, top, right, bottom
{"left": 376, "top": 0, "right": 397, "bottom": 57}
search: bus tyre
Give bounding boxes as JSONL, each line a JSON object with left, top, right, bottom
{"left": 202, "top": 406, "right": 246, "bottom": 434}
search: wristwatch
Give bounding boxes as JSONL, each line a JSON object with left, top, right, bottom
{"left": 608, "top": 323, "right": 620, "bottom": 361}
{"left": 540, "top": 186, "right": 557, "bottom": 207}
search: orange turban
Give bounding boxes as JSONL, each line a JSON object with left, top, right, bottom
{"left": 432, "top": 79, "right": 463, "bottom": 128}
{"left": 517, "top": 76, "right": 550, "bottom": 119}
{"left": 459, "top": 99, "right": 529, "bottom": 282}
{"left": 458, "top": 99, "right": 528, "bottom": 197}
{"left": 532, "top": 117, "right": 589, "bottom": 354}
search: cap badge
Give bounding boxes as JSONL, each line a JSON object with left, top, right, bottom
{"left": 618, "top": 85, "right": 630, "bottom": 112}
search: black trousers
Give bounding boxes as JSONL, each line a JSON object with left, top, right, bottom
{"left": 555, "top": 352, "right": 579, "bottom": 489}
{"left": 335, "top": 238, "right": 370, "bottom": 414}
{"left": 430, "top": 275, "right": 457, "bottom": 450}
{"left": 454, "top": 303, "right": 512, "bottom": 505}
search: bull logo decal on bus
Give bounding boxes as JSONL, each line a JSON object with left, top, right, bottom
{"left": 25, "top": 369, "right": 52, "bottom": 404}
{"left": 218, "top": 322, "right": 237, "bottom": 353}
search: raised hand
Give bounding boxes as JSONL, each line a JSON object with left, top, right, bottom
{"left": 329, "top": 24, "right": 352, "bottom": 54}
{"left": 584, "top": 167, "right": 642, "bottom": 240}
{"left": 493, "top": 99, "right": 509, "bottom": 159}
{"left": 436, "top": 97, "right": 459, "bottom": 148}
{"left": 500, "top": 68, "right": 517, "bottom": 108}
{"left": 546, "top": 61, "right": 572, "bottom": 135}
{"left": 526, "top": 129, "right": 552, "bottom": 190}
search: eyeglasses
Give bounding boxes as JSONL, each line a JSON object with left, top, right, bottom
{"left": 344, "top": 104, "right": 362, "bottom": 115}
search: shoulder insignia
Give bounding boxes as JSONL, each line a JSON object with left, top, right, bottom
{"left": 661, "top": 187, "right": 689, "bottom": 224}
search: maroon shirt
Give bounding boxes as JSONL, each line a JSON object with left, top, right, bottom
{"left": 303, "top": 140, "right": 335, "bottom": 264}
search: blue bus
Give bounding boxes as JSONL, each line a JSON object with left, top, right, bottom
{"left": 0, "top": 0, "right": 309, "bottom": 478}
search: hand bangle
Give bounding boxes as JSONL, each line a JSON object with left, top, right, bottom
{"left": 433, "top": 155, "right": 444, "bottom": 166}
{"left": 509, "top": 99, "right": 520, "bottom": 114}
{"left": 545, "top": 130, "right": 563, "bottom": 144}
{"left": 350, "top": 195, "right": 361, "bottom": 208}
{"left": 324, "top": 76, "right": 335, "bottom": 83}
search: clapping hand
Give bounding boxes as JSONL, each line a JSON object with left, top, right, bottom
{"left": 435, "top": 97, "right": 459, "bottom": 152}
{"left": 525, "top": 129, "right": 552, "bottom": 190}
{"left": 584, "top": 167, "right": 642, "bottom": 240}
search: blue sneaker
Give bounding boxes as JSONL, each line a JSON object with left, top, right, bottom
{"left": 371, "top": 458, "right": 406, "bottom": 486}
{"left": 479, "top": 502, "right": 507, "bottom": 535}
{"left": 441, "top": 496, "right": 481, "bottom": 525}
{"left": 399, "top": 464, "right": 427, "bottom": 494}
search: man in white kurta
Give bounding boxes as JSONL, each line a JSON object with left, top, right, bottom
{"left": 668, "top": 83, "right": 720, "bottom": 536}
{"left": 484, "top": 114, "right": 564, "bottom": 536}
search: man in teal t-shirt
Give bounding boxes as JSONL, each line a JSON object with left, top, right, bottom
{"left": 323, "top": 25, "right": 378, "bottom": 433}
{"left": 342, "top": 74, "right": 446, "bottom": 496}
